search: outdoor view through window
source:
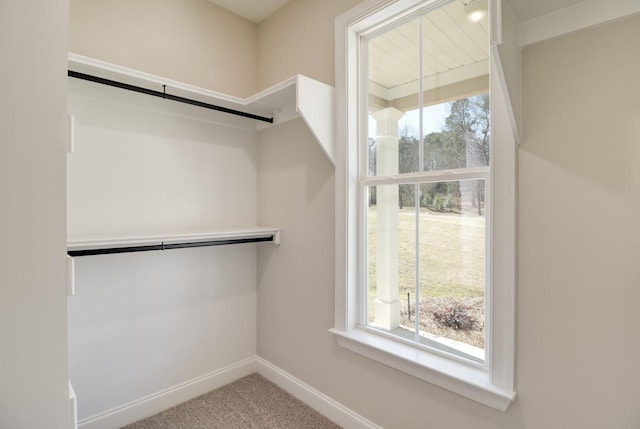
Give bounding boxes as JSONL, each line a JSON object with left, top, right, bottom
{"left": 363, "top": 0, "right": 490, "bottom": 363}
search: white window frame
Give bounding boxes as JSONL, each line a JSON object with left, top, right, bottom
{"left": 331, "top": 0, "right": 516, "bottom": 411}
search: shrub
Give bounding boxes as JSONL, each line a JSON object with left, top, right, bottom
{"left": 433, "top": 194, "right": 444, "bottom": 211}
{"left": 432, "top": 302, "right": 477, "bottom": 330}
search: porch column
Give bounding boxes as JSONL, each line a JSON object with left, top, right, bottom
{"left": 371, "top": 107, "right": 404, "bottom": 330}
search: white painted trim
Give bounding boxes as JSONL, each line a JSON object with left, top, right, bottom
{"left": 330, "top": 328, "right": 515, "bottom": 411}
{"left": 68, "top": 53, "right": 336, "bottom": 165}
{"left": 69, "top": 381, "right": 78, "bottom": 429}
{"left": 67, "top": 227, "right": 280, "bottom": 252}
{"left": 256, "top": 358, "right": 382, "bottom": 429}
{"left": 297, "top": 75, "right": 335, "bottom": 165}
{"left": 487, "top": 65, "right": 517, "bottom": 391}
{"left": 77, "top": 357, "right": 256, "bottom": 429}
{"left": 66, "top": 255, "right": 75, "bottom": 297}
{"left": 518, "top": 0, "right": 640, "bottom": 47}
{"left": 75, "top": 356, "right": 381, "bottom": 429}
{"left": 493, "top": 0, "right": 521, "bottom": 144}
{"left": 66, "top": 114, "right": 75, "bottom": 153}
{"left": 68, "top": 52, "right": 247, "bottom": 105}
{"left": 245, "top": 76, "right": 300, "bottom": 123}
{"left": 490, "top": 46, "right": 520, "bottom": 144}
{"left": 362, "top": 166, "right": 490, "bottom": 186}
{"left": 245, "top": 75, "right": 297, "bottom": 106}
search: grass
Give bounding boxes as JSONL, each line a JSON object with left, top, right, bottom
{"left": 367, "top": 205, "right": 486, "bottom": 348}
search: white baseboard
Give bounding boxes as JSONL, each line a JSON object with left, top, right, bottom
{"left": 77, "top": 357, "right": 256, "bottom": 429}
{"left": 76, "top": 356, "right": 379, "bottom": 429}
{"left": 256, "top": 357, "right": 381, "bottom": 429}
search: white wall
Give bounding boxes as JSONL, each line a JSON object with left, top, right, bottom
{"left": 257, "top": 3, "right": 640, "bottom": 428}
{"left": 70, "top": 247, "right": 258, "bottom": 420}
{"left": 257, "top": 0, "right": 362, "bottom": 89}
{"left": 0, "top": 0, "right": 70, "bottom": 428}
{"left": 67, "top": 76, "right": 260, "bottom": 423}
{"left": 257, "top": 117, "right": 335, "bottom": 375}
{"left": 69, "top": 0, "right": 258, "bottom": 97}
{"left": 517, "top": 13, "right": 640, "bottom": 427}
{"left": 67, "top": 80, "right": 258, "bottom": 237}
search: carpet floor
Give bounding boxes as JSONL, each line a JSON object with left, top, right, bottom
{"left": 121, "top": 373, "right": 342, "bottom": 429}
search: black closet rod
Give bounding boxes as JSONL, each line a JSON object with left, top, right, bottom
{"left": 68, "top": 70, "right": 274, "bottom": 124}
{"left": 67, "top": 235, "right": 275, "bottom": 257}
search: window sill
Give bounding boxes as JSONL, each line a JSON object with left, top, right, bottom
{"left": 329, "top": 327, "right": 515, "bottom": 411}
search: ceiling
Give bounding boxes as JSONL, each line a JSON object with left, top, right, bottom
{"left": 207, "top": 0, "right": 292, "bottom": 23}
{"left": 205, "top": 0, "right": 598, "bottom": 106}
{"left": 208, "top": 0, "right": 590, "bottom": 24}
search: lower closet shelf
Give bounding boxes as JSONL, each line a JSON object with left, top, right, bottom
{"left": 67, "top": 227, "right": 280, "bottom": 257}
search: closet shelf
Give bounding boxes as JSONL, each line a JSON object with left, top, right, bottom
{"left": 68, "top": 53, "right": 335, "bottom": 165}
{"left": 67, "top": 227, "right": 280, "bottom": 257}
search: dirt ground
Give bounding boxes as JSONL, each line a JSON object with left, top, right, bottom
{"left": 399, "top": 296, "right": 485, "bottom": 348}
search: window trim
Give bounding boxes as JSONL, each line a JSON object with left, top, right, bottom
{"left": 332, "top": 0, "right": 516, "bottom": 411}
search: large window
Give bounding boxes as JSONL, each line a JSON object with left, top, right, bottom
{"left": 366, "top": 98, "right": 490, "bottom": 365}
{"left": 333, "top": 0, "right": 516, "bottom": 411}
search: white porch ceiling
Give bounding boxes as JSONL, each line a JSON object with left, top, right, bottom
{"left": 368, "top": 0, "right": 489, "bottom": 102}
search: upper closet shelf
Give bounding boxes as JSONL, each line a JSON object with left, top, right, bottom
{"left": 67, "top": 227, "right": 280, "bottom": 257}
{"left": 68, "top": 53, "right": 335, "bottom": 165}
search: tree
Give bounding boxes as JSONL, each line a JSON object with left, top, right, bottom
{"left": 444, "top": 94, "right": 490, "bottom": 169}
{"left": 424, "top": 130, "right": 465, "bottom": 171}
{"left": 368, "top": 93, "right": 490, "bottom": 214}
{"left": 398, "top": 125, "right": 419, "bottom": 208}
{"left": 422, "top": 94, "right": 490, "bottom": 214}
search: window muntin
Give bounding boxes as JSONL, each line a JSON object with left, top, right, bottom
{"left": 361, "top": 0, "right": 490, "bottom": 363}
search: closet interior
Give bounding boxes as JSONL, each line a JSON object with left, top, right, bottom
{"left": 66, "top": 53, "right": 333, "bottom": 427}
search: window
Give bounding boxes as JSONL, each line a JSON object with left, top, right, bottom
{"left": 332, "top": 0, "right": 516, "bottom": 411}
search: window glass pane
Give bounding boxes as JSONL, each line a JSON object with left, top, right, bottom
{"left": 424, "top": 95, "right": 491, "bottom": 171}
{"left": 366, "top": 184, "right": 417, "bottom": 330}
{"left": 418, "top": 179, "right": 485, "bottom": 361}
{"left": 397, "top": 95, "right": 491, "bottom": 173}
{"left": 365, "top": 1, "right": 491, "bottom": 177}
{"left": 420, "top": 1, "right": 490, "bottom": 172}
{"left": 361, "top": 0, "right": 491, "bottom": 364}
{"left": 367, "top": 18, "right": 420, "bottom": 176}
{"left": 366, "top": 180, "right": 485, "bottom": 362}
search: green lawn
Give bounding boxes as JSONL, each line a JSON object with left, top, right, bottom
{"left": 367, "top": 206, "right": 486, "bottom": 348}
{"left": 368, "top": 206, "right": 485, "bottom": 298}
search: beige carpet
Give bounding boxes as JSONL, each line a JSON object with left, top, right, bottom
{"left": 122, "top": 373, "right": 342, "bottom": 429}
